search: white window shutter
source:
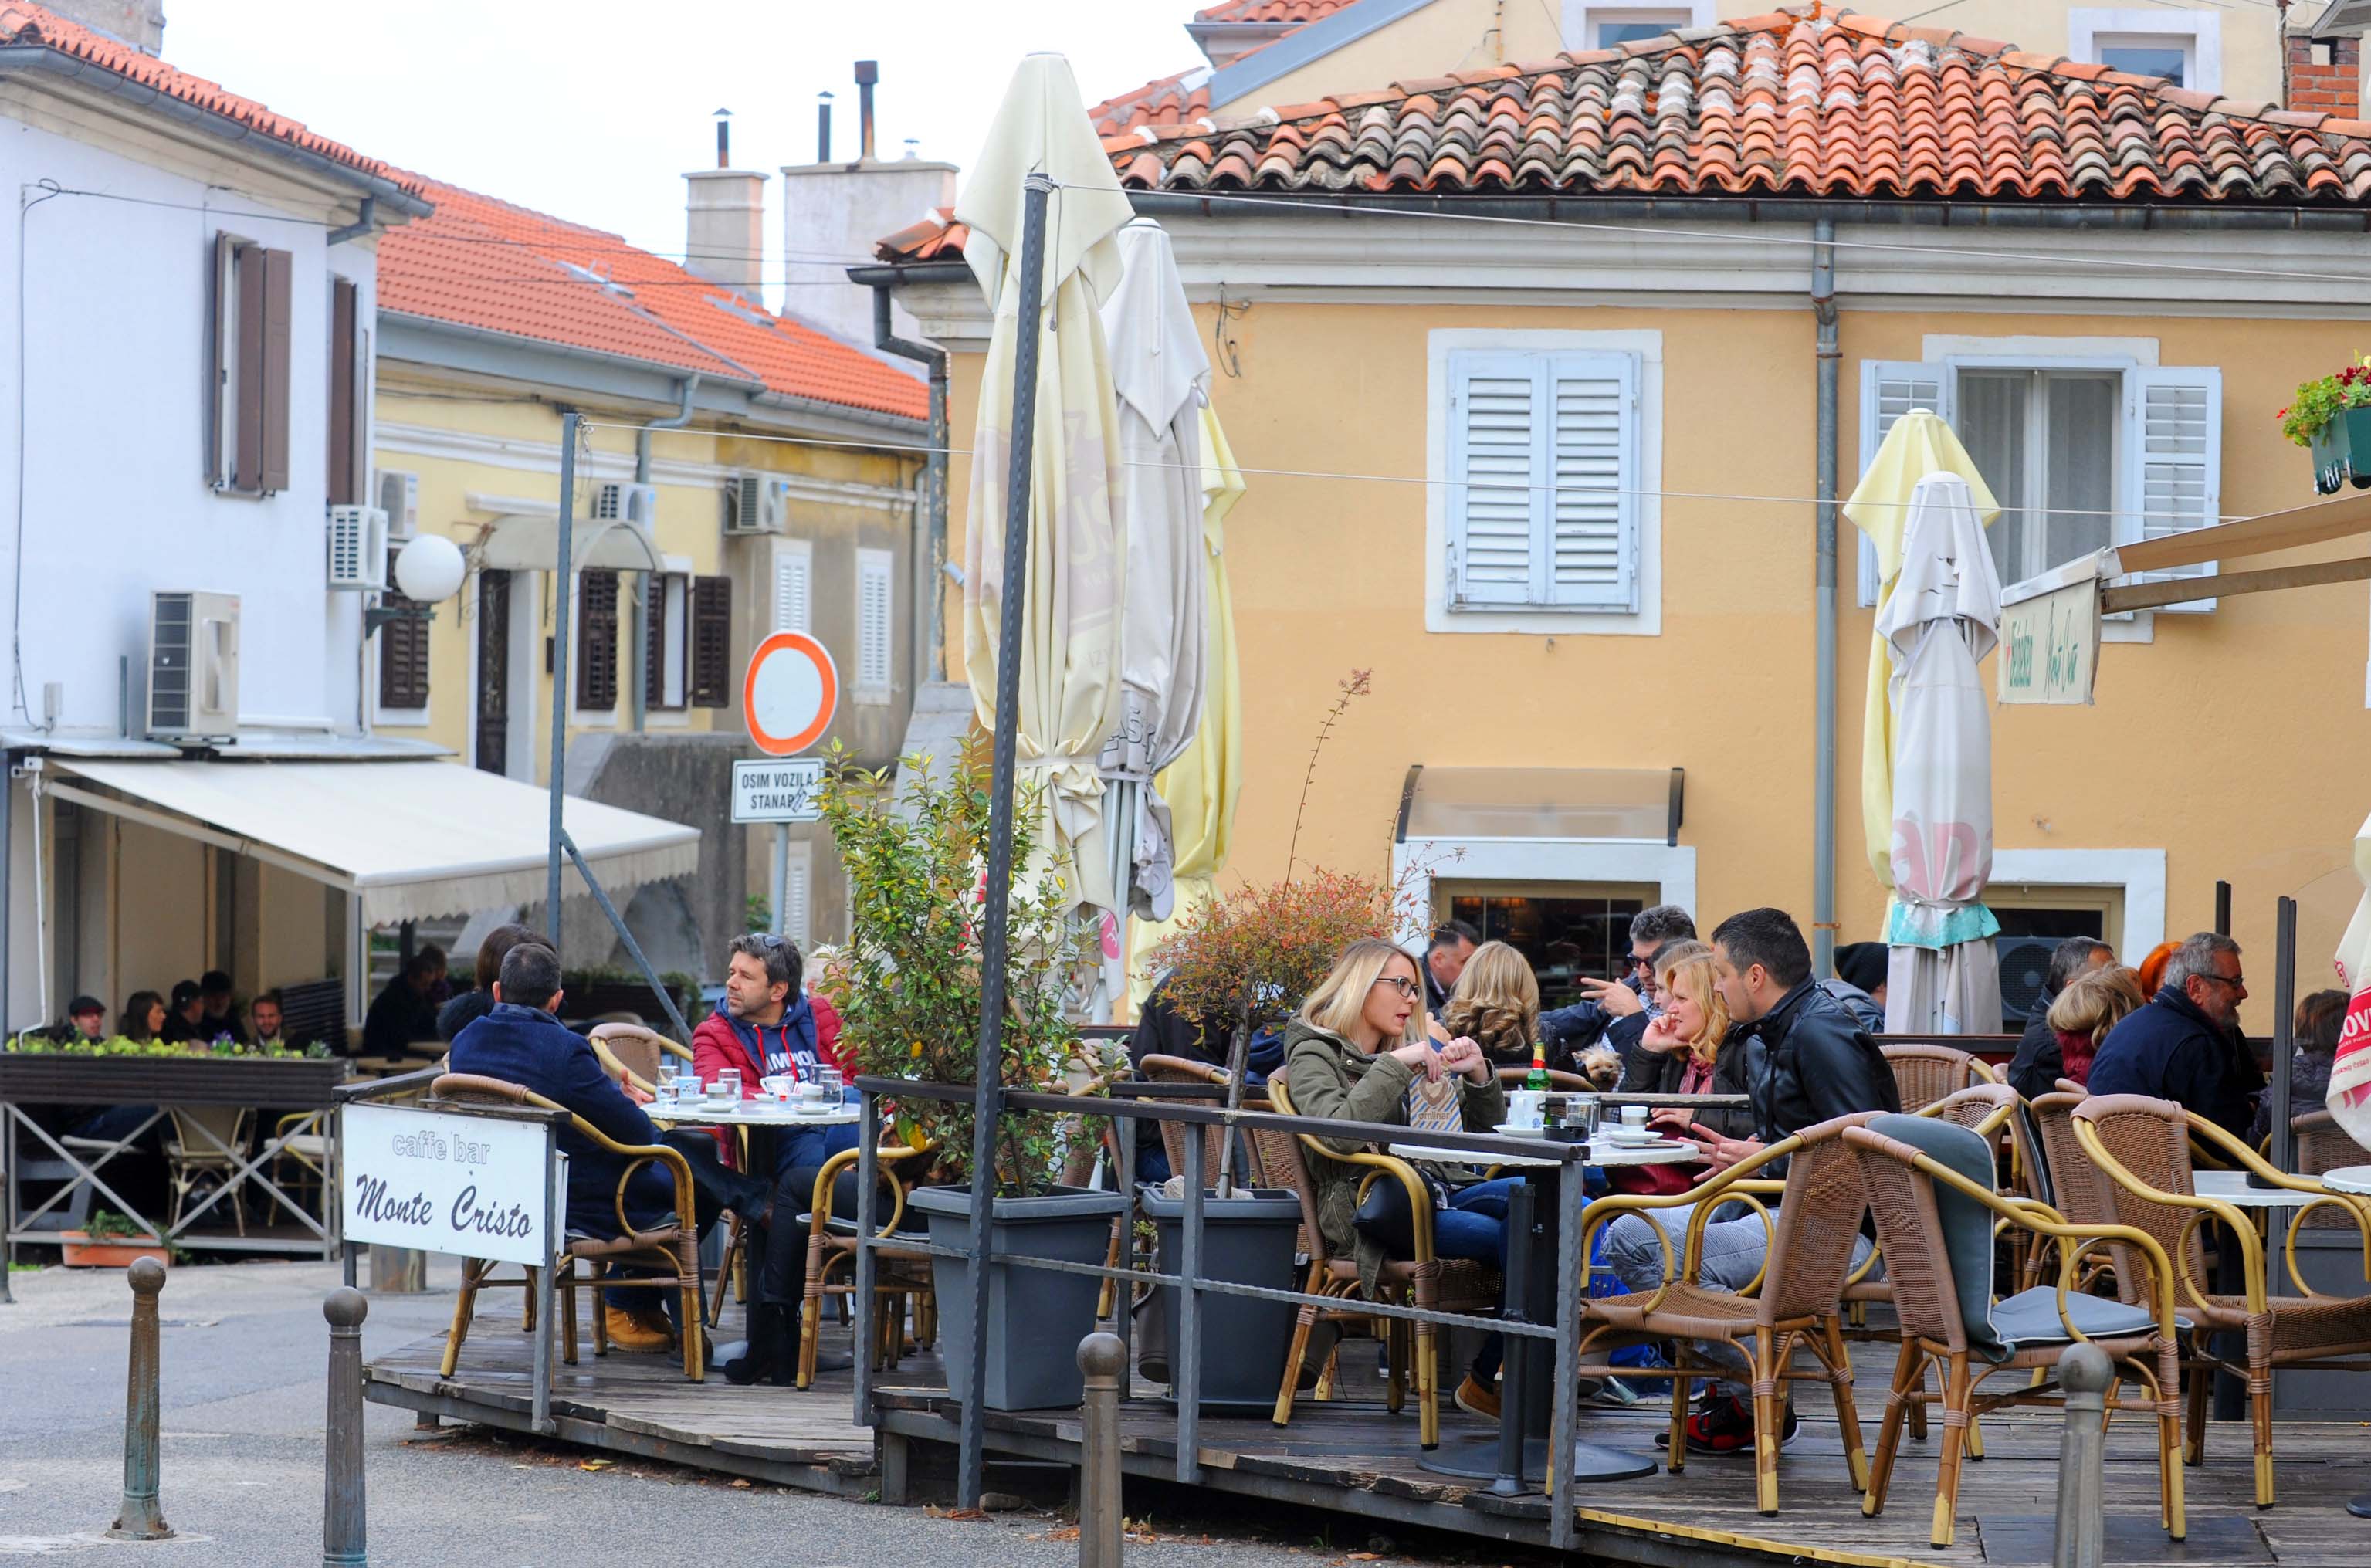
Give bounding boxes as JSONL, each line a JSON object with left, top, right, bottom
{"left": 1445, "top": 351, "right": 1537, "bottom": 608}
{"left": 1546, "top": 352, "right": 1640, "bottom": 611}
{"left": 2120, "top": 367, "right": 2220, "bottom": 614}
{"left": 856, "top": 548, "right": 893, "bottom": 689}
{"left": 771, "top": 543, "right": 811, "bottom": 633}
{"left": 1856, "top": 361, "right": 1951, "bottom": 607}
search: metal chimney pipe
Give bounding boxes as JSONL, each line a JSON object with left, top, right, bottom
{"left": 855, "top": 59, "right": 879, "bottom": 161}
{"left": 714, "top": 107, "right": 731, "bottom": 168}
{"left": 818, "top": 91, "right": 834, "bottom": 162}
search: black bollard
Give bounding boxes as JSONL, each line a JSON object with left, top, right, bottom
{"left": 323, "top": 1286, "right": 369, "bottom": 1568}
{"left": 1077, "top": 1331, "right": 1124, "bottom": 1568}
{"left": 106, "top": 1256, "right": 171, "bottom": 1540}
{"left": 2051, "top": 1342, "right": 2110, "bottom": 1568}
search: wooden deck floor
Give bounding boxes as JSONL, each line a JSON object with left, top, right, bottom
{"left": 366, "top": 1326, "right": 2371, "bottom": 1566}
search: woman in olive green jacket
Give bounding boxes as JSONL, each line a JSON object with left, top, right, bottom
{"left": 1282, "top": 936, "right": 1512, "bottom": 1421}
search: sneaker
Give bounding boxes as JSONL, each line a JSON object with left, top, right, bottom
{"left": 1590, "top": 1375, "right": 1644, "bottom": 1408}
{"left": 1683, "top": 1395, "right": 1797, "bottom": 1455}
{"left": 603, "top": 1305, "right": 676, "bottom": 1353}
{"left": 1452, "top": 1373, "right": 1501, "bottom": 1421}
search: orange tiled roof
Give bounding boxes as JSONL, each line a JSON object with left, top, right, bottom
{"left": 383, "top": 177, "right": 925, "bottom": 423}
{"left": 0, "top": 1, "right": 420, "bottom": 198}
{"left": 1109, "top": 9, "right": 2371, "bottom": 203}
{"left": 1194, "top": 0, "right": 1357, "bottom": 21}
{"left": 875, "top": 207, "right": 970, "bottom": 264}
{"left": 1091, "top": 66, "right": 1216, "bottom": 135}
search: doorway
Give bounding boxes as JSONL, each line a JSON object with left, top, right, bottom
{"left": 474, "top": 569, "right": 510, "bottom": 777}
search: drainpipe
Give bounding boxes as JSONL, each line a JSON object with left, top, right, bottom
{"left": 630, "top": 375, "right": 699, "bottom": 732}
{"left": 871, "top": 283, "right": 949, "bottom": 680}
{"left": 1811, "top": 218, "right": 1840, "bottom": 979}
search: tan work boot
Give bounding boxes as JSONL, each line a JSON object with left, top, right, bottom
{"left": 603, "top": 1305, "right": 676, "bottom": 1353}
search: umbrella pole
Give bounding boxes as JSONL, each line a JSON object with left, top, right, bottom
{"left": 960, "top": 168, "right": 1053, "bottom": 1514}
{"left": 547, "top": 411, "right": 578, "bottom": 950}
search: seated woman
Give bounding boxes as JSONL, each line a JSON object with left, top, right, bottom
{"left": 1282, "top": 937, "right": 1513, "bottom": 1422}
{"left": 2044, "top": 964, "right": 2148, "bottom": 1089}
{"left": 1435, "top": 939, "right": 1540, "bottom": 1070}
{"left": 1624, "top": 943, "right": 1753, "bottom": 1193}
{"left": 2250, "top": 987, "right": 2346, "bottom": 1145}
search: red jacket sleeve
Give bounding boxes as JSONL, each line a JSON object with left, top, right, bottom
{"left": 811, "top": 994, "right": 851, "bottom": 1076}
{"left": 689, "top": 1013, "right": 750, "bottom": 1162}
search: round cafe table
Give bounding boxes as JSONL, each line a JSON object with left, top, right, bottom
{"left": 1390, "top": 1133, "right": 1699, "bottom": 1490}
{"left": 645, "top": 1099, "right": 860, "bottom": 1129}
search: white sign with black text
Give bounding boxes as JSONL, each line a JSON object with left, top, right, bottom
{"left": 732, "top": 757, "right": 825, "bottom": 824}
{"left": 341, "top": 1102, "right": 555, "bottom": 1267}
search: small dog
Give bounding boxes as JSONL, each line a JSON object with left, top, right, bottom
{"left": 1573, "top": 1044, "right": 1623, "bottom": 1091}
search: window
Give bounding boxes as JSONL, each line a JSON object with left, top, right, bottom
{"left": 1563, "top": 2, "right": 1714, "bottom": 52}
{"left": 855, "top": 547, "right": 894, "bottom": 697}
{"left": 377, "top": 549, "right": 429, "bottom": 713}
{"left": 771, "top": 540, "right": 811, "bottom": 634}
{"left": 644, "top": 572, "right": 689, "bottom": 710}
{"left": 2070, "top": 11, "right": 2220, "bottom": 95}
{"left": 1441, "top": 883, "right": 1651, "bottom": 1011}
{"left": 1444, "top": 348, "right": 1641, "bottom": 613}
{"left": 207, "top": 235, "right": 292, "bottom": 495}
{"left": 574, "top": 570, "right": 619, "bottom": 710}
{"left": 1858, "top": 358, "right": 2219, "bottom": 611}
{"left": 2098, "top": 39, "right": 2190, "bottom": 85}
{"left": 1597, "top": 14, "right": 1685, "bottom": 46}
{"left": 689, "top": 575, "right": 733, "bottom": 708}
{"left": 326, "top": 278, "right": 363, "bottom": 506}
{"left": 1990, "top": 885, "right": 2125, "bottom": 1031}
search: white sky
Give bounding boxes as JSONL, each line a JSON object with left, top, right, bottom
{"left": 163, "top": 0, "right": 1201, "bottom": 298}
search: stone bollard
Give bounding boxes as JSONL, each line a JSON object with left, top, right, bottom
{"left": 323, "top": 1286, "right": 369, "bottom": 1568}
{"left": 2052, "top": 1341, "right": 2112, "bottom": 1568}
{"left": 1077, "top": 1331, "right": 1125, "bottom": 1568}
{"left": 105, "top": 1257, "right": 171, "bottom": 1541}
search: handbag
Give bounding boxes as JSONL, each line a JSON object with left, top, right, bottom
{"left": 1352, "top": 1162, "right": 1452, "bottom": 1256}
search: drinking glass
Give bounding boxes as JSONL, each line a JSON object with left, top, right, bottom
{"left": 818, "top": 1066, "right": 844, "bottom": 1102}
{"left": 655, "top": 1060, "right": 679, "bottom": 1105}
{"left": 1567, "top": 1094, "right": 1601, "bottom": 1140}
{"left": 718, "top": 1068, "right": 743, "bottom": 1105}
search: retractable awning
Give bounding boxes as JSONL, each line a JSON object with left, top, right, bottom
{"left": 43, "top": 759, "right": 699, "bottom": 926}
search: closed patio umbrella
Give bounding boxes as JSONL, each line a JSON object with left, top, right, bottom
{"left": 956, "top": 53, "right": 1133, "bottom": 915}
{"left": 1878, "top": 471, "right": 2003, "bottom": 1034}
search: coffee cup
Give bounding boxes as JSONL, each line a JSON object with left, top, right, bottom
{"left": 1506, "top": 1089, "right": 1546, "bottom": 1130}
{"left": 758, "top": 1075, "right": 794, "bottom": 1102}
{"left": 1620, "top": 1103, "right": 1649, "bottom": 1129}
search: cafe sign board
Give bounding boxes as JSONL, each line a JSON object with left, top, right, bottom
{"left": 342, "top": 1102, "right": 557, "bottom": 1267}
{"left": 1998, "top": 567, "right": 2101, "bottom": 706}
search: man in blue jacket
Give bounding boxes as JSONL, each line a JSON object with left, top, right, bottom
{"left": 2086, "top": 932, "right": 2260, "bottom": 1141}
{"left": 449, "top": 941, "right": 767, "bottom": 1354}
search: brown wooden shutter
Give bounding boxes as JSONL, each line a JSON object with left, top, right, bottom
{"left": 233, "top": 246, "right": 266, "bottom": 490}
{"left": 575, "top": 570, "right": 619, "bottom": 709}
{"left": 259, "top": 247, "right": 293, "bottom": 493}
{"left": 378, "top": 550, "right": 430, "bottom": 709}
{"left": 326, "top": 278, "right": 357, "bottom": 506}
{"left": 643, "top": 574, "right": 669, "bottom": 709}
{"left": 689, "top": 575, "right": 732, "bottom": 708}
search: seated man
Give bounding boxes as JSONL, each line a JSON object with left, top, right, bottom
{"left": 1539, "top": 904, "right": 1695, "bottom": 1065}
{"left": 1604, "top": 907, "right": 1900, "bottom": 1455}
{"left": 451, "top": 941, "right": 768, "bottom": 1354}
{"left": 364, "top": 950, "right": 445, "bottom": 1059}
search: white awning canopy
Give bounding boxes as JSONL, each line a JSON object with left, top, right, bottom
{"left": 475, "top": 513, "right": 664, "bottom": 573}
{"left": 44, "top": 759, "right": 699, "bottom": 926}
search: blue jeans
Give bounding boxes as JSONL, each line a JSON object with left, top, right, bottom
{"left": 1432, "top": 1176, "right": 1519, "bottom": 1381}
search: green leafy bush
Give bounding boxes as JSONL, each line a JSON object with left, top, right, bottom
{"left": 5, "top": 1032, "right": 329, "bottom": 1059}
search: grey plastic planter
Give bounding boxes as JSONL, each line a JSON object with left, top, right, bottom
{"left": 1140, "top": 1187, "right": 1303, "bottom": 1411}
{"left": 909, "top": 1184, "right": 1129, "bottom": 1411}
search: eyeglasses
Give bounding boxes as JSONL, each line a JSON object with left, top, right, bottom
{"left": 1372, "top": 976, "right": 1421, "bottom": 1000}
{"left": 2201, "top": 971, "right": 2247, "bottom": 991}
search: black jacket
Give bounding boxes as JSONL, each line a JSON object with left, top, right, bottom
{"left": 449, "top": 1001, "right": 666, "bottom": 1237}
{"left": 1737, "top": 977, "right": 1902, "bottom": 1146}
{"left": 1611, "top": 1014, "right": 1756, "bottom": 1139}
{"left": 2004, "top": 997, "right": 2065, "bottom": 1102}
{"left": 2087, "top": 987, "right": 2255, "bottom": 1141}
{"left": 1539, "top": 974, "right": 1648, "bottom": 1060}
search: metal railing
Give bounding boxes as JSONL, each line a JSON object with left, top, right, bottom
{"left": 851, "top": 1075, "right": 1597, "bottom": 1553}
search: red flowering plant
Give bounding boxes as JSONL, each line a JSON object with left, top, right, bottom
{"left": 2278, "top": 356, "right": 2371, "bottom": 446}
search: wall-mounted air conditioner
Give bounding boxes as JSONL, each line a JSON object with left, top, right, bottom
{"left": 377, "top": 470, "right": 419, "bottom": 538}
{"left": 594, "top": 480, "right": 661, "bottom": 530}
{"left": 723, "top": 471, "right": 788, "bottom": 537}
{"left": 327, "top": 505, "right": 388, "bottom": 590}
{"left": 148, "top": 591, "right": 240, "bottom": 741}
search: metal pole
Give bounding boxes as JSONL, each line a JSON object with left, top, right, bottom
{"left": 2271, "top": 896, "right": 2298, "bottom": 1173}
{"left": 959, "top": 167, "right": 1052, "bottom": 1512}
{"left": 2051, "top": 1341, "right": 2110, "bottom": 1568}
{"left": 1547, "top": 1159, "right": 1583, "bottom": 1552}
{"left": 853, "top": 1091, "right": 881, "bottom": 1427}
{"left": 323, "top": 1286, "right": 368, "bottom": 1568}
{"left": 2214, "top": 879, "right": 2232, "bottom": 939}
{"left": 107, "top": 1257, "right": 171, "bottom": 1540}
{"left": 533, "top": 1133, "right": 557, "bottom": 1435}
{"left": 771, "top": 824, "right": 790, "bottom": 936}
{"left": 1174, "top": 1129, "right": 1203, "bottom": 1485}
{"left": 1489, "top": 1181, "right": 1534, "bottom": 1496}
{"left": 558, "top": 831, "right": 693, "bottom": 1044}
{"left": 547, "top": 411, "right": 579, "bottom": 950}
{"left": 1810, "top": 217, "right": 1841, "bottom": 980}
{"left": 1077, "top": 1331, "right": 1126, "bottom": 1568}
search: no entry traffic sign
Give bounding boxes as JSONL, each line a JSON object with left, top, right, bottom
{"left": 743, "top": 632, "right": 838, "bottom": 756}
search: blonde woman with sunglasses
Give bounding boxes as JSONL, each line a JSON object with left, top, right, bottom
{"left": 1283, "top": 937, "right": 1514, "bottom": 1422}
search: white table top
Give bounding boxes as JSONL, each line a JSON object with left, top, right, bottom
{"left": 2193, "top": 1170, "right": 2341, "bottom": 1210}
{"left": 1388, "top": 1137, "right": 1698, "bottom": 1170}
{"left": 2321, "top": 1163, "right": 2371, "bottom": 1196}
{"left": 647, "top": 1099, "right": 859, "bottom": 1129}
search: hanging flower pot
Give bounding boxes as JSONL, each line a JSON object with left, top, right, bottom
{"left": 2281, "top": 361, "right": 2371, "bottom": 494}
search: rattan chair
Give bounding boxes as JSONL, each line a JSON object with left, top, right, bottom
{"left": 589, "top": 1022, "right": 687, "bottom": 1091}
{"left": 2074, "top": 1092, "right": 2371, "bottom": 1506}
{"left": 1844, "top": 1118, "right": 2188, "bottom": 1548}
{"left": 1263, "top": 1075, "right": 1502, "bottom": 1448}
{"left": 1139, "top": 1054, "right": 1241, "bottom": 1189}
{"left": 164, "top": 1106, "right": 254, "bottom": 1235}
{"left": 2288, "top": 1109, "right": 2371, "bottom": 1228}
{"left": 431, "top": 1072, "right": 708, "bottom": 1382}
{"left": 2027, "top": 1092, "right": 2122, "bottom": 1295}
{"left": 1493, "top": 1066, "right": 1591, "bottom": 1092}
{"left": 1881, "top": 1044, "right": 1997, "bottom": 1114}
{"left": 797, "top": 1142, "right": 936, "bottom": 1387}
{"left": 1576, "top": 1113, "right": 1876, "bottom": 1516}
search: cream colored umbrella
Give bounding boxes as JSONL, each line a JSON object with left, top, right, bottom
{"left": 956, "top": 53, "right": 1134, "bottom": 914}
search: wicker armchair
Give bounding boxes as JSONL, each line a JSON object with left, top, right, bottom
{"left": 1844, "top": 1119, "right": 2187, "bottom": 1549}
{"left": 164, "top": 1106, "right": 254, "bottom": 1235}
{"left": 1881, "top": 1044, "right": 1997, "bottom": 1114}
{"left": 2074, "top": 1092, "right": 2371, "bottom": 1506}
{"left": 1493, "top": 1066, "right": 1591, "bottom": 1092}
{"left": 1263, "top": 1075, "right": 1502, "bottom": 1449}
{"left": 1576, "top": 1113, "right": 1875, "bottom": 1516}
{"left": 588, "top": 1022, "right": 687, "bottom": 1092}
{"left": 2289, "top": 1109, "right": 2371, "bottom": 1228}
{"left": 1138, "top": 1054, "right": 1262, "bottom": 1190}
{"left": 431, "top": 1072, "right": 708, "bottom": 1383}
{"left": 792, "top": 1142, "right": 935, "bottom": 1387}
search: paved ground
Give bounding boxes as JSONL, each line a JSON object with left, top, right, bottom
{"left": 0, "top": 1258, "right": 1538, "bottom": 1565}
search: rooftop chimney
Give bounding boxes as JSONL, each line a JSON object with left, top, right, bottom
{"left": 780, "top": 64, "right": 957, "bottom": 347}
{"left": 683, "top": 108, "right": 764, "bottom": 304}
{"left": 855, "top": 60, "right": 879, "bottom": 161}
{"left": 818, "top": 92, "right": 835, "bottom": 163}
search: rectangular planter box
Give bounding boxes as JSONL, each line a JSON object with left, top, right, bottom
{"left": 59, "top": 1232, "right": 169, "bottom": 1268}
{"left": 0, "top": 1054, "right": 352, "bottom": 1109}
{"left": 1140, "top": 1187, "right": 1303, "bottom": 1412}
{"left": 2308, "top": 405, "right": 2371, "bottom": 494}
{"left": 909, "top": 1184, "right": 1128, "bottom": 1411}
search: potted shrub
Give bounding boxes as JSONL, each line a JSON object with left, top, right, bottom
{"left": 818, "top": 736, "right": 1123, "bottom": 1411}
{"left": 2279, "top": 359, "right": 2371, "bottom": 493}
{"left": 59, "top": 1211, "right": 169, "bottom": 1269}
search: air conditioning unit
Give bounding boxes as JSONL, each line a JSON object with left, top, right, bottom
{"left": 1996, "top": 935, "right": 2060, "bottom": 1031}
{"left": 148, "top": 591, "right": 239, "bottom": 741}
{"left": 594, "top": 480, "right": 660, "bottom": 530}
{"left": 723, "top": 471, "right": 788, "bottom": 537}
{"left": 327, "top": 505, "right": 388, "bottom": 591}
{"left": 377, "top": 470, "right": 418, "bottom": 538}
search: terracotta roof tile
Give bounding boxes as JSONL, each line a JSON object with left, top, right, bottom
{"left": 1089, "top": 67, "right": 1216, "bottom": 135}
{"left": 1193, "top": 0, "right": 1354, "bottom": 20}
{"left": 0, "top": 0, "right": 418, "bottom": 196}
{"left": 383, "top": 177, "right": 923, "bottom": 422}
